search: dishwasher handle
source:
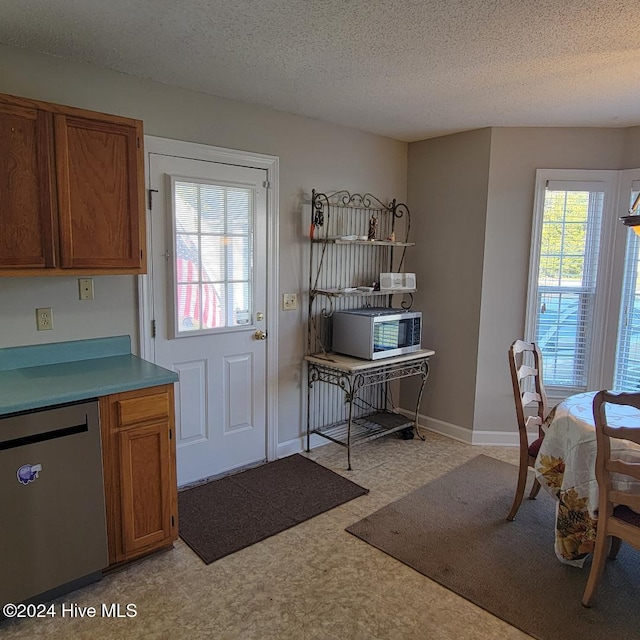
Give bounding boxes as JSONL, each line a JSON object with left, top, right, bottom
{"left": 0, "top": 417, "right": 89, "bottom": 451}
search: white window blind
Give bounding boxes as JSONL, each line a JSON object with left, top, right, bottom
{"left": 528, "top": 176, "right": 608, "bottom": 392}
{"left": 614, "top": 180, "right": 640, "bottom": 391}
{"left": 172, "top": 179, "right": 253, "bottom": 336}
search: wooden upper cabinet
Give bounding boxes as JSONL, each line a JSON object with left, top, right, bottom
{"left": 55, "top": 115, "right": 144, "bottom": 270}
{"left": 0, "top": 102, "right": 56, "bottom": 268}
{"left": 0, "top": 92, "right": 146, "bottom": 275}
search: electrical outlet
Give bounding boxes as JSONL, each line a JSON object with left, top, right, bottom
{"left": 283, "top": 293, "right": 297, "bottom": 311}
{"left": 78, "top": 278, "right": 94, "bottom": 300}
{"left": 36, "top": 307, "right": 53, "bottom": 331}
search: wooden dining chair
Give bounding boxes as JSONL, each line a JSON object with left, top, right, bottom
{"left": 582, "top": 390, "right": 640, "bottom": 607}
{"left": 507, "top": 339, "right": 548, "bottom": 521}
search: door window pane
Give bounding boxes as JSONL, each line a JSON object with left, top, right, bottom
{"left": 200, "top": 184, "right": 225, "bottom": 234}
{"left": 226, "top": 188, "right": 250, "bottom": 234}
{"left": 228, "top": 282, "right": 251, "bottom": 326}
{"left": 173, "top": 180, "right": 253, "bottom": 335}
{"left": 227, "top": 237, "right": 250, "bottom": 280}
{"left": 175, "top": 183, "right": 199, "bottom": 233}
{"left": 200, "top": 236, "right": 225, "bottom": 281}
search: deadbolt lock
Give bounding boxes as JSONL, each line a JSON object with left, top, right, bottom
{"left": 256, "top": 312, "right": 264, "bottom": 321}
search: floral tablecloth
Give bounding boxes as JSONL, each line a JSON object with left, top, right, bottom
{"left": 534, "top": 391, "right": 640, "bottom": 566}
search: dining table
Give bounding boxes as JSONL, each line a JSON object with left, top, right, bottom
{"left": 534, "top": 390, "right": 640, "bottom": 566}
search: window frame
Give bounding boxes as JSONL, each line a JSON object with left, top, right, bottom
{"left": 167, "top": 173, "right": 256, "bottom": 339}
{"left": 525, "top": 169, "right": 619, "bottom": 400}
{"left": 612, "top": 174, "right": 640, "bottom": 390}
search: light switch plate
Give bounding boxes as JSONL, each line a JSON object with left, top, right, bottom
{"left": 283, "top": 293, "right": 297, "bottom": 311}
{"left": 78, "top": 278, "right": 94, "bottom": 300}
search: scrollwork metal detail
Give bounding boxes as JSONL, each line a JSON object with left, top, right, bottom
{"left": 400, "top": 293, "right": 414, "bottom": 310}
{"left": 311, "top": 189, "right": 328, "bottom": 228}
{"left": 319, "top": 297, "right": 335, "bottom": 318}
{"left": 389, "top": 200, "right": 411, "bottom": 244}
{"left": 312, "top": 190, "right": 392, "bottom": 213}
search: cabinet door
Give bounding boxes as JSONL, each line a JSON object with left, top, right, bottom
{"left": 100, "top": 384, "right": 177, "bottom": 566}
{"left": 119, "top": 421, "right": 175, "bottom": 555}
{"left": 54, "top": 114, "right": 145, "bottom": 270}
{"left": 0, "top": 102, "right": 56, "bottom": 268}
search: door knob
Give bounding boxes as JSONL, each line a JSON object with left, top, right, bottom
{"left": 254, "top": 330, "right": 268, "bottom": 340}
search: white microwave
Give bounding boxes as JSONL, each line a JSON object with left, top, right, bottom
{"left": 331, "top": 308, "right": 422, "bottom": 360}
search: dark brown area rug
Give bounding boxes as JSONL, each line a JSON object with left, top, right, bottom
{"left": 346, "top": 454, "right": 640, "bottom": 640}
{"left": 179, "top": 454, "right": 368, "bottom": 564}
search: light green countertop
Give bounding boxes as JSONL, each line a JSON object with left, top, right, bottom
{"left": 0, "top": 336, "right": 178, "bottom": 416}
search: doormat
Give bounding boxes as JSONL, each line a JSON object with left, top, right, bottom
{"left": 179, "top": 453, "right": 368, "bottom": 564}
{"left": 346, "top": 455, "right": 640, "bottom": 640}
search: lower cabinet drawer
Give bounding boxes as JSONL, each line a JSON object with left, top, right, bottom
{"left": 116, "top": 392, "right": 170, "bottom": 427}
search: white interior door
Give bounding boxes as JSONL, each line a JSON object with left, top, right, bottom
{"left": 149, "top": 152, "right": 269, "bottom": 486}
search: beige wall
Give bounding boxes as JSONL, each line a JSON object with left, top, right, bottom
{"left": 3, "top": 44, "right": 640, "bottom": 446}
{"left": 404, "top": 129, "right": 492, "bottom": 432}
{"left": 0, "top": 44, "right": 407, "bottom": 445}
{"left": 623, "top": 126, "right": 640, "bottom": 168}
{"left": 475, "top": 127, "right": 627, "bottom": 434}
{"left": 406, "top": 125, "right": 634, "bottom": 441}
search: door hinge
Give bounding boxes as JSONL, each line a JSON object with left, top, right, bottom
{"left": 263, "top": 181, "right": 271, "bottom": 189}
{"left": 151, "top": 319, "right": 156, "bottom": 338}
{"left": 169, "top": 428, "right": 172, "bottom": 440}
{"left": 148, "top": 188, "right": 159, "bottom": 210}
{"left": 137, "top": 137, "right": 141, "bottom": 149}
{"left": 171, "top": 515, "right": 175, "bottom": 527}
{"left": 140, "top": 249, "right": 143, "bottom": 259}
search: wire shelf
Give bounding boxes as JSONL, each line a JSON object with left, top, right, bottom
{"left": 312, "top": 411, "right": 413, "bottom": 447}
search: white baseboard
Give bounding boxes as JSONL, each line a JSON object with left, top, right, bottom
{"left": 410, "top": 411, "right": 474, "bottom": 444}
{"left": 400, "top": 408, "right": 521, "bottom": 447}
{"left": 471, "top": 430, "right": 521, "bottom": 447}
{"left": 277, "top": 412, "right": 524, "bottom": 458}
{"left": 276, "top": 433, "right": 332, "bottom": 458}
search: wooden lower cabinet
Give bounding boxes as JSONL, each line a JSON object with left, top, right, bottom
{"left": 100, "top": 384, "right": 178, "bottom": 567}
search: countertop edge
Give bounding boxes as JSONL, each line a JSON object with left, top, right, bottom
{"left": 0, "top": 352, "right": 179, "bottom": 417}
{"left": 0, "top": 375, "right": 178, "bottom": 416}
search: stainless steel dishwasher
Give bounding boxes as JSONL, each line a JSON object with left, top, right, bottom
{"left": 0, "top": 399, "right": 108, "bottom": 608}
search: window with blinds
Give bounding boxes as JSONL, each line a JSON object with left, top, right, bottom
{"left": 534, "top": 182, "right": 604, "bottom": 388}
{"left": 526, "top": 170, "right": 618, "bottom": 396}
{"left": 614, "top": 181, "right": 640, "bottom": 391}
{"left": 172, "top": 179, "right": 253, "bottom": 336}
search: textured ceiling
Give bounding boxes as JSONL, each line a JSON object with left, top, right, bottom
{"left": 1, "top": 0, "right": 639, "bottom": 141}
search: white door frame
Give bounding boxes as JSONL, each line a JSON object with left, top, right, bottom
{"left": 138, "top": 135, "right": 280, "bottom": 462}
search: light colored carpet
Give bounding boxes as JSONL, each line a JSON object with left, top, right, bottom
{"left": 346, "top": 454, "right": 640, "bottom": 640}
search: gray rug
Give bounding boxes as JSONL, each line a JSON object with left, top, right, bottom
{"left": 179, "top": 454, "right": 368, "bottom": 564}
{"left": 346, "top": 454, "right": 640, "bottom": 640}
